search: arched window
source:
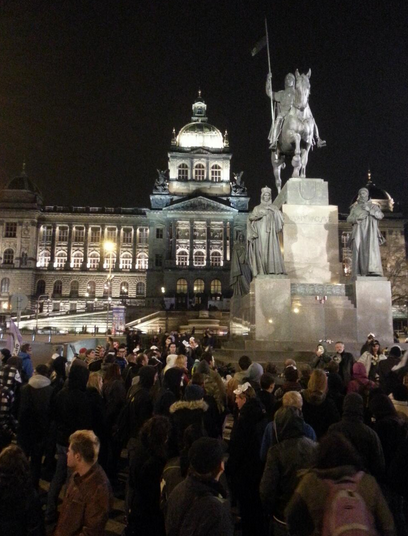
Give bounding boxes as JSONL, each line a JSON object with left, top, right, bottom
{"left": 3, "top": 249, "right": 14, "bottom": 265}
{"left": 1, "top": 278, "right": 10, "bottom": 293}
{"left": 136, "top": 253, "right": 148, "bottom": 270}
{"left": 210, "top": 251, "right": 222, "bottom": 267}
{"left": 72, "top": 251, "right": 83, "bottom": 270}
{"left": 88, "top": 252, "right": 100, "bottom": 270}
{"left": 193, "top": 279, "right": 205, "bottom": 293}
{"left": 193, "top": 251, "right": 205, "bottom": 267}
{"left": 194, "top": 163, "right": 205, "bottom": 181}
{"left": 36, "top": 280, "right": 46, "bottom": 295}
{"left": 211, "top": 164, "right": 222, "bottom": 182}
{"left": 178, "top": 163, "right": 189, "bottom": 180}
{"left": 53, "top": 280, "right": 63, "bottom": 297}
{"left": 176, "top": 278, "right": 188, "bottom": 294}
{"left": 211, "top": 279, "right": 222, "bottom": 294}
{"left": 86, "top": 281, "right": 96, "bottom": 298}
{"left": 176, "top": 250, "right": 189, "bottom": 267}
{"left": 55, "top": 252, "right": 67, "bottom": 270}
{"left": 120, "top": 282, "right": 129, "bottom": 297}
{"left": 37, "top": 250, "right": 50, "bottom": 268}
{"left": 136, "top": 281, "right": 145, "bottom": 296}
{"left": 70, "top": 280, "right": 79, "bottom": 297}
{"left": 120, "top": 252, "right": 132, "bottom": 270}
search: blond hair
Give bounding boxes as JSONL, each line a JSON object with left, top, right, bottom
{"left": 308, "top": 369, "right": 328, "bottom": 394}
{"left": 282, "top": 390, "right": 303, "bottom": 409}
{"left": 69, "top": 430, "right": 100, "bottom": 464}
{"left": 87, "top": 372, "right": 102, "bottom": 395}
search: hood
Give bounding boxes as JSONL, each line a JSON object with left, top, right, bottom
{"left": 28, "top": 374, "right": 51, "bottom": 389}
{"left": 196, "top": 360, "right": 210, "bottom": 375}
{"left": 369, "top": 394, "right": 398, "bottom": 420}
{"left": 343, "top": 393, "right": 364, "bottom": 419}
{"left": 68, "top": 365, "right": 89, "bottom": 390}
{"left": 164, "top": 367, "right": 184, "bottom": 396}
{"left": 139, "top": 365, "right": 157, "bottom": 389}
{"left": 352, "top": 362, "right": 369, "bottom": 380}
{"left": 18, "top": 351, "right": 30, "bottom": 360}
{"left": 247, "top": 362, "right": 263, "bottom": 383}
{"left": 169, "top": 399, "right": 208, "bottom": 413}
{"left": 239, "top": 396, "right": 265, "bottom": 421}
{"left": 274, "top": 406, "right": 304, "bottom": 442}
{"left": 328, "top": 372, "right": 344, "bottom": 394}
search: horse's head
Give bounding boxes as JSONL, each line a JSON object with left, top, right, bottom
{"left": 294, "top": 69, "right": 311, "bottom": 111}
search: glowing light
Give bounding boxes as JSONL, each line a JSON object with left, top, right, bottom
{"left": 104, "top": 240, "right": 115, "bottom": 253}
{"left": 293, "top": 307, "right": 300, "bottom": 314}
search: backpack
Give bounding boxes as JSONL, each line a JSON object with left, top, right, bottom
{"left": 322, "top": 472, "right": 378, "bottom": 536}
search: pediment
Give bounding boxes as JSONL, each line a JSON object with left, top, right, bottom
{"left": 163, "top": 196, "right": 237, "bottom": 213}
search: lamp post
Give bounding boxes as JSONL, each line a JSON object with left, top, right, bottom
{"left": 104, "top": 240, "right": 115, "bottom": 334}
{"left": 35, "top": 294, "right": 49, "bottom": 333}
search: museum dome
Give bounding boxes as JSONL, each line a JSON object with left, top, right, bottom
{"left": 351, "top": 171, "right": 394, "bottom": 212}
{"left": 0, "top": 163, "right": 43, "bottom": 206}
{"left": 175, "top": 91, "right": 226, "bottom": 150}
{"left": 5, "top": 163, "right": 42, "bottom": 195}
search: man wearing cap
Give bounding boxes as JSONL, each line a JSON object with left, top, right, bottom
{"left": 166, "top": 437, "right": 233, "bottom": 536}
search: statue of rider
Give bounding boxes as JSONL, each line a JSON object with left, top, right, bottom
{"left": 265, "top": 72, "right": 296, "bottom": 150}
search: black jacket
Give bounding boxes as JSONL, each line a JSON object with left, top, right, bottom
{"left": 302, "top": 389, "right": 340, "bottom": 439}
{"left": 166, "top": 474, "right": 233, "bottom": 536}
{"left": 18, "top": 375, "right": 53, "bottom": 445}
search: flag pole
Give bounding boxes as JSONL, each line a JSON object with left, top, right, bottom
{"left": 265, "top": 17, "right": 275, "bottom": 136}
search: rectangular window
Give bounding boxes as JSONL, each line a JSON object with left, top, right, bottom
{"left": 90, "top": 227, "right": 100, "bottom": 243}
{"left": 42, "top": 226, "right": 53, "bottom": 242}
{"left": 5, "top": 223, "right": 17, "bottom": 238}
{"left": 58, "top": 227, "right": 68, "bottom": 242}
{"left": 122, "top": 228, "right": 132, "bottom": 244}
{"left": 138, "top": 227, "right": 149, "bottom": 244}
{"left": 155, "top": 254, "right": 163, "bottom": 267}
{"left": 106, "top": 227, "right": 116, "bottom": 241}
{"left": 156, "top": 228, "right": 164, "bottom": 239}
{"left": 74, "top": 227, "right": 84, "bottom": 242}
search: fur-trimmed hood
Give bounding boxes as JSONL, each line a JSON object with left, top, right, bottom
{"left": 169, "top": 399, "right": 208, "bottom": 414}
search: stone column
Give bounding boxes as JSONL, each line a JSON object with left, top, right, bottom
{"left": 206, "top": 221, "right": 211, "bottom": 267}
{"left": 99, "top": 224, "right": 106, "bottom": 270}
{"left": 132, "top": 226, "right": 137, "bottom": 270}
{"left": 171, "top": 220, "right": 176, "bottom": 261}
{"left": 189, "top": 221, "right": 194, "bottom": 266}
{"left": 16, "top": 222, "right": 23, "bottom": 267}
{"left": 114, "top": 226, "right": 121, "bottom": 271}
{"left": 48, "top": 223, "right": 56, "bottom": 270}
{"left": 222, "top": 222, "right": 227, "bottom": 262}
{"left": 226, "top": 221, "right": 231, "bottom": 261}
{"left": 65, "top": 225, "right": 73, "bottom": 270}
{"left": 81, "top": 224, "right": 89, "bottom": 270}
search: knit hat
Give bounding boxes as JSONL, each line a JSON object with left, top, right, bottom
{"left": 247, "top": 362, "right": 263, "bottom": 383}
{"left": 388, "top": 345, "right": 402, "bottom": 359}
{"left": 284, "top": 365, "right": 299, "bottom": 383}
{"left": 189, "top": 437, "right": 224, "bottom": 475}
{"left": 0, "top": 348, "right": 11, "bottom": 363}
{"left": 184, "top": 384, "right": 204, "bottom": 402}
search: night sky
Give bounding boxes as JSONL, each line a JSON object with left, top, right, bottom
{"left": 0, "top": 0, "right": 407, "bottom": 213}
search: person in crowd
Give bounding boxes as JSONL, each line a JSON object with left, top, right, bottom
{"left": 169, "top": 384, "right": 208, "bottom": 455}
{"left": 234, "top": 355, "right": 252, "bottom": 384}
{"left": 49, "top": 355, "right": 67, "bottom": 392}
{"left": 174, "top": 354, "right": 190, "bottom": 385}
{"left": 258, "top": 372, "right": 276, "bottom": 421}
{"left": 18, "top": 363, "right": 53, "bottom": 489}
{"left": 332, "top": 340, "right": 354, "bottom": 386}
{"left": 191, "top": 371, "right": 222, "bottom": 438}
{"left": 0, "top": 444, "right": 45, "bottom": 535}
{"left": 226, "top": 382, "right": 267, "bottom": 536}
{"left": 196, "top": 351, "right": 226, "bottom": 415}
{"left": 379, "top": 345, "right": 404, "bottom": 394}
{"left": 285, "top": 432, "right": 395, "bottom": 536}
{"left": 260, "top": 406, "right": 318, "bottom": 535}
{"left": 326, "top": 360, "right": 345, "bottom": 414}
{"left": 274, "top": 365, "right": 302, "bottom": 401}
{"left": 301, "top": 369, "right": 340, "bottom": 439}
{"left": 358, "top": 338, "right": 386, "bottom": 383}
{"left": 299, "top": 363, "right": 312, "bottom": 389}
{"left": 347, "top": 362, "right": 376, "bottom": 402}
{"left": 260, "top": 391, "right": 317, "bottom": 462}
{"left": 0, "top": 363, "right": 19, "bottom": 450}
{"left": 86, "top": 372, "right": 108, "bottom": 471}
{"left": 166, "top": 437, "right": 233, "bottom": 536}
{"left": 115, "top": 343, "right": 128, "bottom": 373}
{"left": 311, "top": 341, "right": 332, "bottom": 370}
{"left": 45, "top": 365, "right": 92, "bottom": 524}
{"left": 244, "top": 361, "right": 264, "bottom": 392}
{"left": 369, "top": 394, "right": 408, "bottom": 535}
{"left": 0, "top": 348, "right": 11, "bottom": 365}
{"left": 155, "top": 367, "right": 184, "bottom": 417}
{"left": 360, "top": 332, "right": 376, "bottom": 354}
{"left": 328, "top": 392, "right": 385, "bottom": 481}
{"left": 389, "top": 384, "right": 408, "bottom": 420}
{"left": 17, "top": 343, "right": 34, "bottom": 381}
{"left": 122, "top": 353, "right": 138, "bottom": 391}
{"left": 54, "top": 430, "right": 113, "bottom": 536}
{"left": 126, "top": 416, "right": 171, "bottom": 536}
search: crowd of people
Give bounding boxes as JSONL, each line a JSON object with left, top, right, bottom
{"left": 0, "top": 331, "right": 407, "bottom": 535}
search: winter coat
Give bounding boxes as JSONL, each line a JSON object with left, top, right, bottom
{"left": 196, "top": 360, "right": 226, "bottom": 413}
{"left": 286, "top": 465, "right": 396, "bottom": 536}
{"left": 257, "top": 389, "right": 276, "bottom": 421}
{"left": 226, "top": 397, "right": 266, "bottom": 492}
{"left": 333, "top": 351, "right": 354, "bottom": 386}
{"left": 55, "top": 463, "right": 113, "bottom": 536}
{"left": 274, "top": 380, "right": 302, "bottom": 401}
{"left": 102, "top": 379, "right": 126, "bottom": 431}
{"left": 166, "top": 474, "right": 233, "bottom": 536}
{"left": 329, "top": 393, "right": 385, "bottom": 481}
{"left": 18, "top": 374, "right": 53, "bottom": 446}
{"left": 169, "top": 399, "right": 208, "bottom": 455}
{"left": 260, "top": 417, "right": 316, "bottom": 462}
{"left": 358, "top": 351, "right": 386, "bottom": 381}
{"left": 260, "top": 407, "right": 318, "bottom": 522}
{"left": 301, "top": 388, "right": 340, "bottom": 439}
{"left": 17, "top": 351, "right": 34, "bottom": 380}
{"left": 347, "top": 362, "right": 376, "bottom": 398}
{"left": 0, "top": 486, "right": 44, "bottom": 536}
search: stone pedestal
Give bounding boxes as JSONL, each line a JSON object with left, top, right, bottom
{"left": 274, "top": 178, "right": 342, "bottom": 284}
{"left": 251, "top": 275, "right": 291, "bottom": 341}
{"left": 355, "top": 277, "right": 393, "bottom": 344}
